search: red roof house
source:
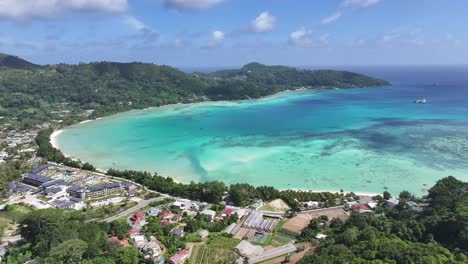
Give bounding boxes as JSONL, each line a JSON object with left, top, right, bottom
{"left": 170, "top": 249, "right": 189, "bottom": 264}
{"left": 217, "top": 208, "right": 235, "bottom": 220}
{"left": 352, "top": 204, "right": 371, "bottom": 213}
{"left": 128, "top": 228, "right": 140, "bottom": 236}
{"left": 159, "top": 211, "right": 171, "bottom": 219}
{"left": 224, "top": 208, "right": 234, "bottom": 215}
{"left": 134, "top": 211, "right": 145, "bottom": 219}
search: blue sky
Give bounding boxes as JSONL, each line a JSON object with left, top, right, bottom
{"left": 0, "top": 0, "right": 467, "bottom": 67}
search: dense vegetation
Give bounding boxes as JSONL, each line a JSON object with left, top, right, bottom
{"left": 4, "top": 177, "right": 467, "bottom": 263}
{"left": 4, "top": 209, "right": 141, "bottom": 264}
{"left": 0, "top": 160, "right": 30, "bottom": 194}
{"left": 106, "top": 168, "right": 341, "bottom": 209}
{"left": 0, "top": 54, "right": 388, "bottom": 129}
{"left": 299, "top": 176, "right": 468, "bottom": 264}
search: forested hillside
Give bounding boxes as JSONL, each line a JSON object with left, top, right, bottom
{"left": 299, "top": 176, "right": 468, "bottom": 263}
{"left": 0, "top": 53, "right": 37, "bottom": 69}
{"left": 0, "top": 54, "right": 388, "bottom": 129}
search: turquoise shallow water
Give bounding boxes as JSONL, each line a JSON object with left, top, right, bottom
{"left": 56, "top": 73, "right": 468, "bottom": 196}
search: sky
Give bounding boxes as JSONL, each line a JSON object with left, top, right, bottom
{"left": 0, "top": 0, "right": 467, "bottom": 67}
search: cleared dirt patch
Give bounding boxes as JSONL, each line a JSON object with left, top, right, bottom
{"left": 282, "top": 208, "right": 349, "bottom": 234}
{"left": 234, "top": 227, "right": 249, "bottom": 240}
{"left": 282, "top": 214, "right": 310, "bottom": 234}
{"left": 260, "top": 199, "right": 291, "bottom": 212}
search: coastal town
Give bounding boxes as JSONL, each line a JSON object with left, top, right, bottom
{"left": 0, "top": 78, "right": 449, "bottom": 264}
{"left": 0, "top": 156, "right": 431, "bottom": 263}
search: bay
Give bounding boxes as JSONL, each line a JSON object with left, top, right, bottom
{"left": 55, "top": 66, "right": 468, "bottom": 195}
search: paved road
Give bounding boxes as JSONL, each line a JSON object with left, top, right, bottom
{"left": 102, "top": 195, "right": 169, "bottom": 223}
{"left": 299, "top": 205, "right": 345, "bottom": 214}
{"left": 1, "top": 235, "right": 22, "bottom": 244}
{"left": 260, "top": 205, "right": 345, "bottom": 218}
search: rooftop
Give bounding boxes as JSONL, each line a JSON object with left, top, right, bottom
{"left": 170, "top": 249, "right": 189, "bottom": 263}
{"left": 30, "top": 164, "right": 52, "bottom": 174}
{"left": 23, "top": 173, "right": 53, "bottom": 184}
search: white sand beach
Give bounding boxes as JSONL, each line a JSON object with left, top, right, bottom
{"left": 50, "top": 129, "right": 63, "bottom": 149}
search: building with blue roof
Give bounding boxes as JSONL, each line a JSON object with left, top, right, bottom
{"left": 22, "top": 173, "right": 53, "bottom": 187}
{"left": 30, "top": 164, "right": 52, "bottom": 174}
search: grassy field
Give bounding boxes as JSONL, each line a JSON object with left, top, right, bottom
{"left": 0, "top": 204, "right": 32, "bottom": 236}
{"left": 263, "top": 219, "right": 295, "bottom": 247}
{"left": 207, "top": 234, "right": 240, "bottom": 250}
{"left": 84, "top": 201, "right": 138, "bottom": 220}
{"left": 188, "top": 244, "right": 237, "bottom": 264}
{"left": 0, "top": 212, "right": 15, "bottom": 236}
{"left": 7, "top": 204, "right": 33, "bottom": 216}
{"left": 270, "top": 233, "right": 294, "bottom": 247}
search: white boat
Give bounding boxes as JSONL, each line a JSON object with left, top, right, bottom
{"left": 414, "top": 98, "right": 427, "bottom": 104}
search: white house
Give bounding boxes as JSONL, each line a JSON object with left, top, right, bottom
{"left": 304, "top": 201, "right": 319, "bottom": 208}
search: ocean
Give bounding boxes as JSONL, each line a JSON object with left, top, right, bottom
{"left": 55, "top": 66, "right": 468, "bottom": 196}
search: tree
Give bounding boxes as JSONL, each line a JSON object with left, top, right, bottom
{"left": 48, "top": 239, "right": 88, "bottom": 264}
{"left": 383, "top": 191, "right": 391, "bottom": 200}
{"left": 82, "top": 162, "right": 96, "bottom": 171}
{"left": 336, "top": 227, "right": 358, "bottom": 246}
{"left": 112, "top": 246, "right": 140, "bottom": 264}
{"left": 109, "top": 219, "right": 130, "bottom": 239}
{"left": 399, "top": 190, "right": 412, "bottom": 200}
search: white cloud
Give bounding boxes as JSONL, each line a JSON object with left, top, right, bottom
{"left": 382, "top": 34, "right": 400, "bottom": 43}
{"left": 212, "top": 30, "right": 224, "bottom": 42}
{"left": 0, "top": 0, "right": 128, "bottom": 21}
{"left": 125, "top": 16, "right": 147, "bottom": 31}
{"left": 204, "top": 30, "right": 224, "bottom": 48}
{"left": 289, "top": 27, "right": 312, "bottom": 46}
{"left": 65, "top": 0, "right": 128, "bottom": 12}
{"left": 164, "top": 0, "right": 223, "bottom": 11}
{"left": 342, "top": 0, "right": 382, "bottom": 8}
{"left": 320, "top": 12, "right": 342, "bottom": 25}
{"left": 251, "top": 11, "right": 276, "bottom": 33}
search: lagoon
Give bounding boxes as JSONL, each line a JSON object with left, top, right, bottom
{"left": 54, "top": 67, "right": 468, "bottom": 195}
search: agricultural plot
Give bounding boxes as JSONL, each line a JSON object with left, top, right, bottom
{"left": 207, "top": 234, "right": 240, "bottom": 250}
{"left": 282, "top": 208, "right": 349, "bottom": 234}
{"left": 270, "top": 233, "right": 294, "bottom": 247}
{"left": 188, "top": 244, "right": 237, "bottom": 264}
{"left": 251, "top": 233, "right": 269, "bottom": 245}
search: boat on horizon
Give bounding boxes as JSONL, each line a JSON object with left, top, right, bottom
{"left": 414, "top": 98, "right": 427, "bottom": 104}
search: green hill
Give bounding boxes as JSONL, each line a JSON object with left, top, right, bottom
{"left": 0, "top": 56, "right": 389, "bottom": 129}
{"left": 0, "top": 53, "right": 37, "bottom": 69}
{"left": 211, "top": 62, "right": 389, "bottom": 89}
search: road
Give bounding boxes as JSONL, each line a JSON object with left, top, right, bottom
{"left": 1, "top": 235, "right": 22, "bottom": 244}
{"left": 102, "top": 195, "right": 169, "bottom": 223}
{"left": 260, "top": 205, "right": 345, "bottom": 218}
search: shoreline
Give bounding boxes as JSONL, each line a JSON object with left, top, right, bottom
{"left": 48, "top": 87, "right": 318, "bottom": 149}
{"left": 47, "top": 85, "right": 390, "bottom": 197}
{"left": 50, "top": 129, "right": 63, "bottom": 150}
